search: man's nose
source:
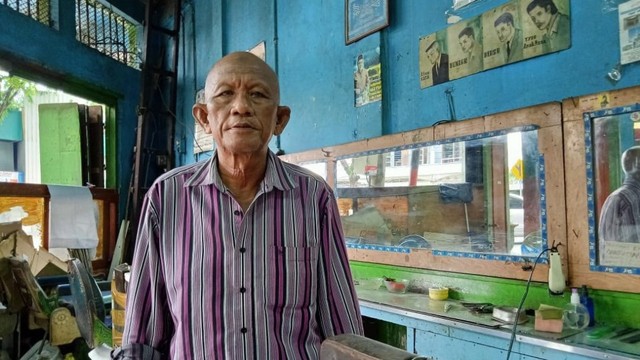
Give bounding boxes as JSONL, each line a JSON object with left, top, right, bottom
{"left": 231, "top": 93, "right": 253, "bottom": 116}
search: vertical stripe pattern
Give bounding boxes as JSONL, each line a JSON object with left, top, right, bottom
{"left": 118, "top": 150, "right": 363, "bottom": 359}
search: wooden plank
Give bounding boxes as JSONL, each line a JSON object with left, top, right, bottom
{"left": 347, "top": 248, "right": 550, "bottom": 282}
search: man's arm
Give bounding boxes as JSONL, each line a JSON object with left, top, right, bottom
{"left": 113, "top": 191, "right": 171, "bottom": 358}
{"left": 316, "top": 191, "right": 364, "bottom": 337}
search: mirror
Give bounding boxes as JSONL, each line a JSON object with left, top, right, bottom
{"left": 585, "top": 104, "right": 640, "bottom": 273}
{"left": 298, "top": 160, "right": 328, "bottom": 181}
{"left": 335, "top": 126, "right": 545, "bottom": 259}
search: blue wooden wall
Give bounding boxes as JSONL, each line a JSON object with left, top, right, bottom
{"left": 176, "top": 0, "right": 640, "bottom": 164}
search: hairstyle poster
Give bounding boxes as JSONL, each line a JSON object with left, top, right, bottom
{"left": 354, "top": 47, "right": 382, "bottom": 107}
{"left": 419, "top": 0, "right": 570, "bottom": 88}
{"left": 419, "top": 31, "right": 449, "bottom": 89}
{"left": 447, "top": 16, "right": 483, "bottom": 80}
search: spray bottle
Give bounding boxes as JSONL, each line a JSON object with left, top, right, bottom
{"left": 564, "top": 288, "right": 590, "bottom": 330}
{"left": 579, "top": 285, "right": 595, "bottom": 327}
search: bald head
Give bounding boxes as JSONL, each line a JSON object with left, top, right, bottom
{"left": 205, "top": 52, "right": 280, "bottom": 104}
{"left": 622, "top": 146, "right": 640, "bottom": 178}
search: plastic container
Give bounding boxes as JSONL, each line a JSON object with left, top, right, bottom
{"left": 563, "top": 288, "right": 590, "bottom": 330}
{"left": 579, "top": 285, "right": 596, "bottom": 327}
{"left": 384, "top": 279, "right": 409, "bottom": 293}
{"left": 428, "top": 287, "right": 449, "bottom": 300}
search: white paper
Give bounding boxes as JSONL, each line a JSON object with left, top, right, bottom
{"left": 89, "top": 344, "right": 113, "bottom": 360}
{"left": 48, "top": 185, "right": 99, "bottom": 249}
{"left": 619, "top": 0, "right": 640, "bottom": 64}
{"left": 452, "top": 0, "right": 477, "bottom": 10}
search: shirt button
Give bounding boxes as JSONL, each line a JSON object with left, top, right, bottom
{"left": 240, "top": 247, "right": 246, "bottom": 253}
{"left": 241, "top": 328, "right": 247, "bottom": 334}
{"left": 240, "top": 287, "right": 246, "bottom": 293}
{"left": 234, "top": 210, "right": 241, "bottom": 216}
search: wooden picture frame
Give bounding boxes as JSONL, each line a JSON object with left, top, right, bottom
{"left": 345, "top": 0, "right": 389, "bottom": 45}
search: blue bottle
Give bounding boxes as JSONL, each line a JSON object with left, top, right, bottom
{"left": 579, "top": 285, "right": 595, "bottom": 327}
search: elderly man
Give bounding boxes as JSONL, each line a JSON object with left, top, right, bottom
{"left": 115, "top": 52, "right": 363, "bottom": 359}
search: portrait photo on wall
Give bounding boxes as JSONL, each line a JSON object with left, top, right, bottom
{"left": 419, "top": 31, "right": 449, "bottom": 89}
{"left": 419, "top": 0, "right": 570, "bottom": 88}
{"left": 345, "top": 0, "right": 389, "bottom": 44}
{"left": 482, "top": 2, "right": 524, "bottom": 69}
{"left": 447, "top": 16, "right": 483, "bottom": 80}
{"left": 354, "top": 47, "right": 382, "bottom": 107}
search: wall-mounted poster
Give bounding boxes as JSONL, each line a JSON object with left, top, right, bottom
{"left": 447, "top": 16, "right": 483, "bottom": 80}
{"left": 419, "top": 31, "right": 449, "bottom": 88}
{"left": 520, "top": 0, "right": 570, "bottom": 57}
{"left": 354, "top": 47, "right": 382, "bottom": 107}
{"left": 619, "top": 0, "right": 640, "bottom": 65}
{"left": 419, "top": 0, "right": 571, "bottom": 89}
{"left": 345, "top": 0, "right": 389, "bottom": 44}
{"left": 482, "top": 2, "right": 523, "bottom": 69}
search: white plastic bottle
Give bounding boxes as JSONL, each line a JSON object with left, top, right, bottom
{"left": 563, "top": 288, "right": 590, "bottom": 330}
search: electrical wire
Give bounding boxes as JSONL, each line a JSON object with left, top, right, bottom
{"left": 505, "top": 246, "right": 553, "bottom": 359}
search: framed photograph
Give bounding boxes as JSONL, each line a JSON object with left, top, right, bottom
{"left": 345, "top": 0, "right": 389, "bottom": 45}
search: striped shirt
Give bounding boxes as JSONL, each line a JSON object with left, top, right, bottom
{"left": 599, "top": 179, "right": 640, "bottom": 244}
{"left": 115, "top": 150, "right": 363, "bottom": 359}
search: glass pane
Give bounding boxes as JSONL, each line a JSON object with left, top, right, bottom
{"left": 336, "top": 127, "right": 544, "bottom": 258}
{"left": 586, "top": 105, "right": 640, "bottom": 272}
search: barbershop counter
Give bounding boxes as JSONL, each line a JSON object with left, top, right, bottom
{"left": 356, "top": 288, "right": 640, "bottom": 360}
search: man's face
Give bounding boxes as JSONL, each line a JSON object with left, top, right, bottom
{"left": 495, "top": 22, "right": 513, "bottom": 43}
{"left": 528, "top": 5, "right": 552, "bottom": 30}
{"left": 194, "top": 53, "right": 289, "bottom": 157}
{"left": 458, "top": 34, "right": 474, "bottom": 54}
{"left": 426, "top": 44, "right": 439, "bottom": 65}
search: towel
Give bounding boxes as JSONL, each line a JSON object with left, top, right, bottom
{"left": 48, "top": 185, "right": 99, "bottom": 249}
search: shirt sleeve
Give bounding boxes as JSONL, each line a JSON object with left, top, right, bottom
{"left": 600, "top": 192, "right": 634, "bottom": 243}
{"left": 118, "top": 188, "right": 172, "bottom": 356}
{"left": 316, "top": 190, "right": 364, "bottom": 337}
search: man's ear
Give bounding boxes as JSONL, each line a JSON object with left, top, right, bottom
{"left": 192, "top": 104, "right": 211, "bottom": 134}
{"left": 274, "top": 106, "right": 291, "bottom": 136}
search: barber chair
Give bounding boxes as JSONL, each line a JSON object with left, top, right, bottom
{"left": 320, "top": 334, "right": 431, "bottom": 360}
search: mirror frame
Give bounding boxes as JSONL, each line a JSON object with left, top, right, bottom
{"left": 281, "top": 102, "right": 565, "bottom": 281}
{"left": 584, "top": 104, "right": 640, "bottom": 275}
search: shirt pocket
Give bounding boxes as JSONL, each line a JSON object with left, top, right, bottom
{"left": 265, "top": 245, "right": 318, "bottom": 310}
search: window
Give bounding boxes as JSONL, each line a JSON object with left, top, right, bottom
{"left": 75, "top": 0, "right": 141, "bottom": 68}
{"left": 1, "top": 0, "right": 51, "bottom": 25}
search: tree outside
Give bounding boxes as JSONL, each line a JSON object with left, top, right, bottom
{"left": 0, "top": 73, "right": 37, "bottom": 123}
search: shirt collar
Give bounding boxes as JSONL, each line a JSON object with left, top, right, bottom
{"left": 184, "top": 149, "right": 296, "bottom": 193}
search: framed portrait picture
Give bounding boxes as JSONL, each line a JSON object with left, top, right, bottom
{"left": 345, "top": 0, "right": 389, "bottom": 45}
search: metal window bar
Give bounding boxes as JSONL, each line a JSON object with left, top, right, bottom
{"left": 1, "top": 0, "right": 51, "bottom": 26}
{"left": 75, "top": 0, "right": 141, "bottom": 68}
